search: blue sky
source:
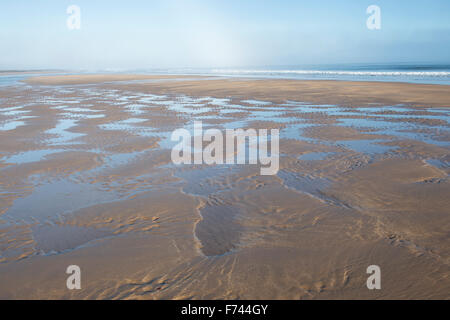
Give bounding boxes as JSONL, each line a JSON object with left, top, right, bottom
{"left": 0, "top": 0, "right": 449, "bottom": 70}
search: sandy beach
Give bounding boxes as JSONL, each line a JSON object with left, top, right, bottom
{"left": 0, "top": 74, "right": 449, "bottom": 299}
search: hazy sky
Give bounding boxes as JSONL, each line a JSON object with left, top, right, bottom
{"left": 1, "top": 0, "right": 449, "bottom": 70}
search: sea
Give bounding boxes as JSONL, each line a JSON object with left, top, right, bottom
{"left": 149, "top": 63, "right": 450, "bottom": 85}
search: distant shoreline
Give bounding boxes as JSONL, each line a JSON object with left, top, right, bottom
{"left": 0, "top": 70, "right": 63, "bottom": 76}
{"left": 3, "top": 63, "right": 450, "bottom": 85}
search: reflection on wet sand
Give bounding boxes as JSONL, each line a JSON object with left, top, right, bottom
{"left": 0, "top": 75, "right": 449, "bottom": 299}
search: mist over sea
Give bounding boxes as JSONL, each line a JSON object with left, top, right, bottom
{"left": 137, "top": 63, "right": 450, "bottom": 85}
{"left": 1, "top": 63, "right": 450, "bottom": 85}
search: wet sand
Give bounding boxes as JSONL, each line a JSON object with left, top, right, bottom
{"left": 0, "top": 74, "right": 449, "bottom": 299}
